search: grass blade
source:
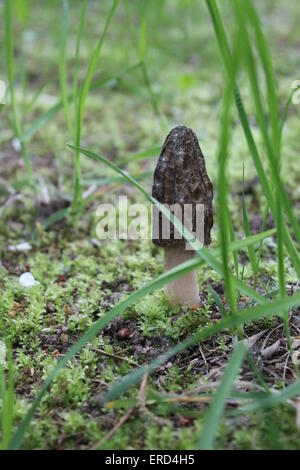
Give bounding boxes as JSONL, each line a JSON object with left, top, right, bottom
{"left": 68, "top": 143, "right": 267, "bottom": 305}
{"left": 72, "top": 0, "right": 120, "bottom": 210}
{"left": 0, "top": 343, "right": 14, "bottom": 450}
{"left": 232, "top": 0, "right": 300, "bottom": 249}
{"left": 73, "top": 0, "right": 87, "bottom": 122}
{"left": 209, "top": 286, "right": 227, "bottom": 318}
{"left": 197, "top": 341, "right": 248, "bottom": 449}
{"left": 240, "top": 379, "right": 300, "bottom": 413}
{"left": 4, "top": 0, "right": 33, "bottom": 184}
{"left": 243, "top": 0, "right": 280, "bottom": 155}
{"left": 216, "top": 45, "right": 238, "bottom": 315}
{"left": 227, "top": 208, "right": 239, "bottom": 278}
{"left": 212, "top": 229, "right": 276, "bottom": 257}
{"left": 82, "top": 170, "right": 153, "bottom": 186}
{"left": 59, "top": 0, "right": 73, "bottom": 136}
{"left": 205, "top": 0, "right": 300, "bottom": 276}
{"left": 124, "top": 0, "right": 160, "bottom": 115}
{"left": 117, "top": 146, "right": 161, "bottom": 166}
{"left": 279, "top": 91, "right": 294, "bottom": 143}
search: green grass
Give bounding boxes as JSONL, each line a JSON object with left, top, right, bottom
{"left": 0, "top": 341, "right": 14, "bottom": 449}
{"left": 0, "top": 0, "right": 300, "bottom": 451}
{"left": 72, "top": 0, "right": 120, "bottom": 211}
{"left": 4, "top": 0, "right": 34, "bottom": 185}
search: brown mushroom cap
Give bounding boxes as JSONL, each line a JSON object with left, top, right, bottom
{"left": 152, "top": 125, "right": 213, "bottom": 247}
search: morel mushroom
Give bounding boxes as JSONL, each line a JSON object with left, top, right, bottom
{"left": 152, "top": 125, "right": 213, "bottom": 307}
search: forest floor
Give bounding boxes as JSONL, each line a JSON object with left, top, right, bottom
{"left": 0, "top": 0, "right": 300, "bottom": 449}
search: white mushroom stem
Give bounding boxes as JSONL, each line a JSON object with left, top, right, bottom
{"left": 164, "top": 245, "right": 200, "bottom": 307}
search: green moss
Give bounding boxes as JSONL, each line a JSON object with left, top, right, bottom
{"left": 0, "top": 0, "right": 300, "bottom": 450}
{"left": 216, "top": 406, "right": 300, "bottom": 450}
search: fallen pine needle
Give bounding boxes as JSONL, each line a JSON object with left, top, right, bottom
{"left": 90, "top": 408, "right": 134, "bottom": 450}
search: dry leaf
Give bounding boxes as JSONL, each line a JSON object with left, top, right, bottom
{"left": 116, "top": 328, "right": 131, "bottom": 339}
{"left": 261, "top": 340, "right": 280, "bottom": 359}
{"left": 247, "top": 329, "right": 267, "bottom": 347}
{"left": 65, "top": 304, "right": 72, "bottom": 316}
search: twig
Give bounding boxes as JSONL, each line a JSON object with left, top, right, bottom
{"left": 199, "top": 344, "right": 208, "bottom": 369}
{"left": 83, "top": 184, "right": 98, "bottom": 200}
{"left": 138, "top": 372, "right": 170, "bottom": 427}
{"left": 90, "top": 408, "right": 134, "bottom": 450}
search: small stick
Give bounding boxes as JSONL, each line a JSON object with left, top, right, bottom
{"left": 138, "top": 372, "right": 171, "bottom": 427}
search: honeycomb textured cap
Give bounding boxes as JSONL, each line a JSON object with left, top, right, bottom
{"left": 152, "top": 125, "right": 213, "bottom": 247}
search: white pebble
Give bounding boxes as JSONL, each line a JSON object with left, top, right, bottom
{"left": 12, "top": 137, "right": 21, "bottom": 152}
{"left": 19, "top": 272, "right": 39, "bottom": 288}
{"left": 8, "top": 242, "right": 32, "bottom": 252}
